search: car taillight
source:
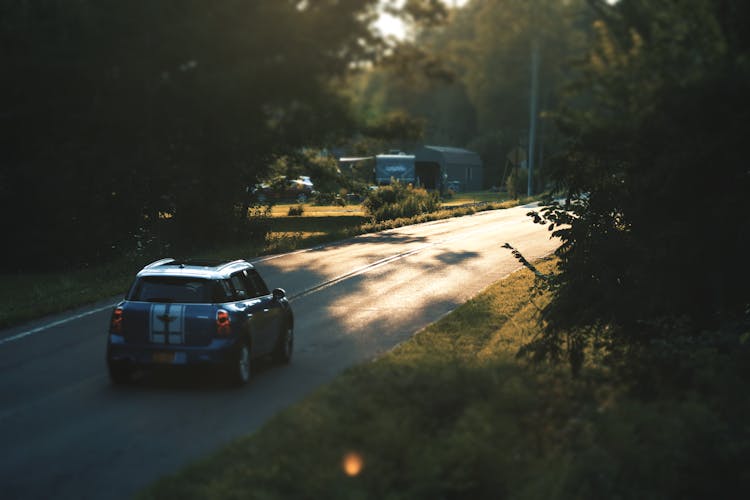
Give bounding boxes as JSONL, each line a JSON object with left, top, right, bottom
{"left": 216, "top": 309, "right": 231, "bottom": 336}
{"left": 111, "top": 307, "right": 123, "bottom": 334}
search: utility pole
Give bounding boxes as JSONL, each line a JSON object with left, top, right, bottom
{"left": 527, "top": 37, "right": 540, "bottom": 197}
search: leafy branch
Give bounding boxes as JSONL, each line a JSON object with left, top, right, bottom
{"left": 501, "top": 243, "right": 554, "bottom": 282}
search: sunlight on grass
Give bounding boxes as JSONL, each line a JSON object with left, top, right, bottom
{"left": 270, "top": 203, "right": 365, "bottom": 217}
{"left": 268, "top": 231, "right": 327, "bottom": 238}
{"left": 442, "top": 190, "right": 511, "bottom": 206}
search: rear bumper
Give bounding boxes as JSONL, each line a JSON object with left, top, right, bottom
{"left": 106, "top": 334, "right": 239, "bottom": 367}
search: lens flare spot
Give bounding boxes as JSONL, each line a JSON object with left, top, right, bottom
{"left": 342, "top": 452, "right": 364, "bottom": 476}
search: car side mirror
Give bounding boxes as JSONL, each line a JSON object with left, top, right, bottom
{"left": 272, "top": 288, "right": 286, "bottom": 300}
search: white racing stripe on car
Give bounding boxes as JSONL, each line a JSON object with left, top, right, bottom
{"left": 150, "top": 304, "right": 185, "bottom": 345}
{"left": 0, "top": 303, "right": 119, "bottom": 346}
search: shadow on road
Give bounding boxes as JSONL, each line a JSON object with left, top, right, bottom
{"left": 107, "top": 357, "right": 286, "bottom": 393}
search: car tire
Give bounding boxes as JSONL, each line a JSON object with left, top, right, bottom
{"left": 272, "top": 323, "right": 294, "bottom": 364}
{"left": 228, "top": 341, "right": 252, "bottom": 386}
{"left": 108, "top": 361, "right": 133, "bottom": 385}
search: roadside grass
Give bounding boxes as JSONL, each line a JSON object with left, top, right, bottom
{"left": 265, "top": 215, "right": 370, "bottom": 254}
{"left": 270, "top": 189, "right": 513, "bottom": 215}
{"left": 0, "top": 262, "right": 140, "bottom": 327}
{"left": 270, "top": 204, "right": 365, "bottom": 217}
{"left": 0, "top": 241, "right": 262, "bottom": 328}
{"left": 139, "top": 257, "right": 749, "bottom": 499}
{"left": 443, "top": 190, "right": 511, "bottom": 206}
{"left": 0, "top": 195, "right": 541, "bottom": 328}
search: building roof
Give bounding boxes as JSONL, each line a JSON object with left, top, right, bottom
{"left": 422, "top": 145, "right": 475, "bottom": 154}
{"left": 417, "top": 145, "right": 482, "bottom": 166}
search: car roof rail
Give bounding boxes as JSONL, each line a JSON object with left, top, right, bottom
{"left": 143, "top": 258, "right": 175, "bottom": 269}
{"left": 216, "top": 259, "right": 249, "bottom": 272}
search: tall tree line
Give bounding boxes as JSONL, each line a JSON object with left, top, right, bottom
{"left": 350, "top": 0, "right": 591, "bottom": 188}
{"left": 0, "top": 0, "right": 380, "bottom": 270}
{"left": 526, "top": 0, "right": 750, "bottom": 376}
{"left": 352, "top": 0, "right": 748, "bottom": 378}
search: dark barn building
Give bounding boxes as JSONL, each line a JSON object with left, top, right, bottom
{"left": 414, "top": 145, "right": 483, "bottom": 192}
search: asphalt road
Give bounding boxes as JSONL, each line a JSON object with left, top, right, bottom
{"left": 0, "top": 203, "right": 559, "bottom": 500}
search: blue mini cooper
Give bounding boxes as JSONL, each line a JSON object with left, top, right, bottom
{"left": 106, "top": 258, "right": 293, "bottom": 385}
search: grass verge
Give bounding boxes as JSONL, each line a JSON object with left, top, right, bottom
{"left": 442, "top": 190, "right": 512, "bottom": 206}
{"left": 138, "top": 258, "right": 749, "bottom": 499}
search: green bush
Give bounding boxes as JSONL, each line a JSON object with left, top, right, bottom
{"left": 287, "top": 205, "right": 304, "bottom": 216}
{"left": 506, "top": 167, "right": 528, "bottom": 199}
{"left": 522, "top": 1, "right": 750, "bottom": 378}
{"left": 363, "top": 182, "right": 441, "bottom": 222}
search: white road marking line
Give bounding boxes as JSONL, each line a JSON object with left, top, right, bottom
{"left": 290, "top": 220, "right": 526, "bottom": 301}
{"left": 0, "top": 303, "right": 118, "bottom": 346}
{"left": 289, "top": 243, "right": 431, "bottom": 300}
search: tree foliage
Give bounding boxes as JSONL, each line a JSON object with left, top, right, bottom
{"left": 525, "top": 0, "right": 750, "bottom": 375}
{"left": 269, "top": 150, "right": 350, "bottom": 196}
{"left": 0, "top": 0, "right": 382, "bottom": 270}
{"left": 351, "top": 0, "right": 589, "bottom": 188}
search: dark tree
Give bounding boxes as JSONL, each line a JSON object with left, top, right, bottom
{"left": 524, "top": 0, "right": 750, "bottom": 374}
{"left": 0, "top": 0, "right": 381, "bottom": 270}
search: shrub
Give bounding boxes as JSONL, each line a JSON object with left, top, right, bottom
{"left": 505, "top": 167, "right": 528, "bottom": 199}
{"left": 287, "top": 205, "right": 304, "bottom": 216}
{"left": 519, "top": 2, "right": 749, "bottom": 378}
{"left": 363, "top": 182, "right": 441, "bottom": 222}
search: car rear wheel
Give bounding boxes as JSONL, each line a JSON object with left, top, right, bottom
{"left": 228, "top": 341, "right": 252, "bottom": 386}
{"left": 272, "top": 324, "right": 293, "bottom": 364}
{"left": 108, "top": 361, "right": 133, "bottom": 385}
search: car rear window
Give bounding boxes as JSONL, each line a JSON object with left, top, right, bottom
{"left": 128, "top": 277, "right": 229, "bottom": 303}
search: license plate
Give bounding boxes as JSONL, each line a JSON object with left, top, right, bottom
{"left": 152, "top": 352, "right": 175, "bottom": 364}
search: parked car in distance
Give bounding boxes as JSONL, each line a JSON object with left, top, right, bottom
{"left": 250, "top": 176, "right": 316, "bottom": 203}
{"left": 106, "top": 258, "right": 293, "bottom": 386}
